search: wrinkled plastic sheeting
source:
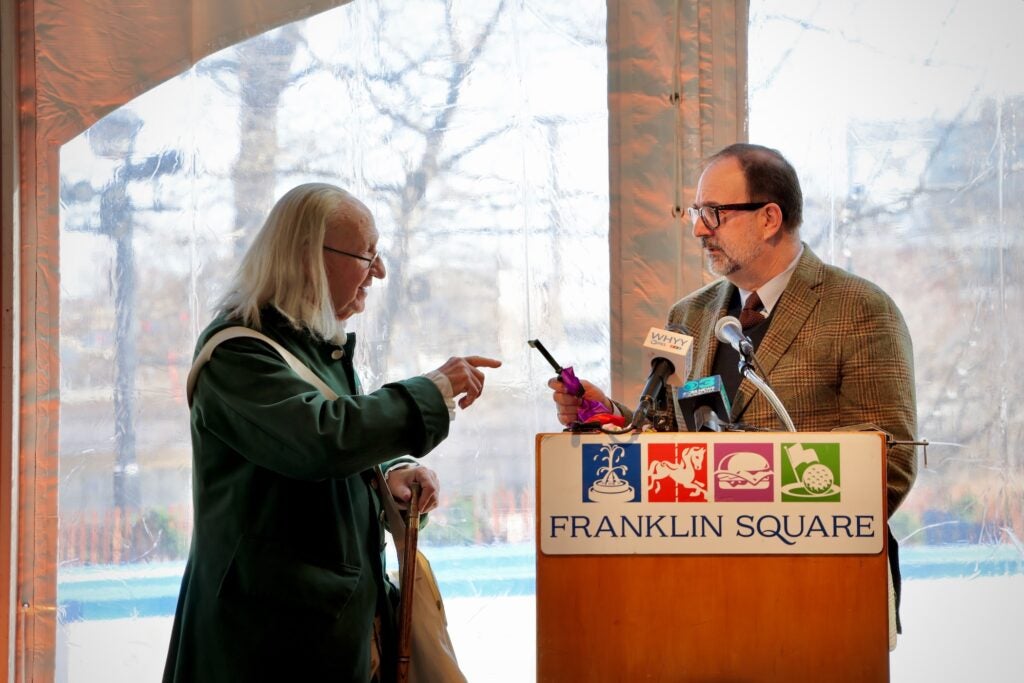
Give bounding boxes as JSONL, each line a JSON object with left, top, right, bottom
{"left": 750, "top": 0, "right": 1024, "bottom": 552}
{"left": 32, "top": 2, "right": 349, "bottom": 680}
{"left": 55, "top": 2, "right": 608, "bottom": 681}
{"left": 749, "top": 1, "right": 1023, "bottom": 678}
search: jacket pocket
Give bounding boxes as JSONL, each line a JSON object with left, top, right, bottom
{"left": 217, "top": 536, "right": 362, "bottom": 620}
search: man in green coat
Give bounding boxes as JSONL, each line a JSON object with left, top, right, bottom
{"left": 163, "top": 183, "right": 501, "bottom": 682}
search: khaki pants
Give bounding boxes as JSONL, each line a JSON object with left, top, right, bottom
{"left": 369, "top": 614, "right": 384, "bottom": 682}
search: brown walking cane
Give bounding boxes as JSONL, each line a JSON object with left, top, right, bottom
{"left": 396, "top": 481, "right": 421, "bottom": 683}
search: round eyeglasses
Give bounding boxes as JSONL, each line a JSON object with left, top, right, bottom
{"left": 323, "top": 244, "right": 383, "bottom": 269}
{"left": 686, "top": 202, "right": 770, "bottom": 230}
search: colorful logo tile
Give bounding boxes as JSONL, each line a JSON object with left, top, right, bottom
{"left": 647, "top": 443, "right": 709, "bottom": 502}
{"left": 712, "top": 442, "right": 775, "bottom": 502}
{"left": 781, "top": 443, "right": 841, "bottom": 502}
{"left": 582, "top": 443, "right": 641, "bottom": 503}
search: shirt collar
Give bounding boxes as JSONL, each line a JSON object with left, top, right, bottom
{"left": 737, "top": 243, "right": 804, "bottom": 315}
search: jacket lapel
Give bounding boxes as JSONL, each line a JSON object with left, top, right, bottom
{"left": 730, "top": 246, "right": 824, "bottom": 421}
{"left": 693, "top": 282, "right": 735, "bottom": 379}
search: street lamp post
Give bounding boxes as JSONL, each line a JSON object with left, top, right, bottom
{"left": 76, "top": 111, "right": 181, "bottom": 515}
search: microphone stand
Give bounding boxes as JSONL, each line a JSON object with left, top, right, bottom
{"left": 737, "top": 356, "right": 796, "bottom": 432}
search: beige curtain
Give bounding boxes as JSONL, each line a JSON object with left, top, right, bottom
{"left": 608, "top": 0, "right": 746, "bottom": 401}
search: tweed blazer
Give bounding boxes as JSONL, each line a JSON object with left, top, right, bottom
{"left": 667, "top": 245, "right": 918, "bottom": 514}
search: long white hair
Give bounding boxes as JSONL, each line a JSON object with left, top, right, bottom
{"left": 218, "top": 183, "right": 358, "bottom": 341}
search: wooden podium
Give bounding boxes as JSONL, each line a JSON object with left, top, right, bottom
{"left": 536, "top": 432, "right": 890, "bottom": 682}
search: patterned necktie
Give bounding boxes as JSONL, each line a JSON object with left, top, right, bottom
{"left": 739, "top": 291, "right": 764, "bottom": 330}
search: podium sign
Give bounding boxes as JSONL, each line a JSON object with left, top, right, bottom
{"left": 539, "top": 431, "right": 884, "bottom": 555}
{"left": 535, "top": 432, "right": 890, "bottom": 682}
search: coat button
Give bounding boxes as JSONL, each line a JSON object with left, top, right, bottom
{"left": 331, "top": 349, "right": 344, "bottom": 360}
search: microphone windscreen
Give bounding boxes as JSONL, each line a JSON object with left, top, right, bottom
{"left": 715, "top": 316, "right": 743, "bottom": 345}
{"left": 677, "top": 375, "right": 732, "bottom": 431}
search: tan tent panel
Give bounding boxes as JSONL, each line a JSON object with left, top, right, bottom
{"left": 37, "top": 0, "right": 352, "bottom": 144}
{"left": 608, "top": 0, "right": 745, "bottom": 400}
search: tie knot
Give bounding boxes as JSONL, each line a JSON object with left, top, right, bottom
{"left": 739, "top": 291, "right": 764, "bottom": 330}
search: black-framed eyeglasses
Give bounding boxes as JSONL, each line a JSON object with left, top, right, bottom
{"left": 323, "top": 244, "right": 383, "bottom": 269}
{"left": 686, "top": 202, "right": 770, "bottom": 230}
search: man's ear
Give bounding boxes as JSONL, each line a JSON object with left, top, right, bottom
{"left": 761, "top": 202, "right": 785, "bottom": 239}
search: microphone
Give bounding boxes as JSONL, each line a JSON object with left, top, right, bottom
{"left": 715, "top": 317, "right": 798, "bottom": 432}
{"left": 715, "top": 316, "right": 754, "bottom": 357}
{"left": 635, "top": 326, "right": 694, "bottom": 428}
{"left": 677, "top": 375, "right": 732, "bottom": 431}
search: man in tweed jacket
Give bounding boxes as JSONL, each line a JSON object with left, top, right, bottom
{"left": 551, "top": 142, "right": 918, "bottom": 631}
{"left": 668, "top": 236, "right": 918, "bottom": 515}
{"left": 551, "top": 142, "right": 917, "bottom": 514}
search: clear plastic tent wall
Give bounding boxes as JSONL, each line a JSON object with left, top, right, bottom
{"left": 749, "top": 2, "right": 1024, "bottom": 681}
{"left": 55, "top": 2, "right": 608, "bottom": 681}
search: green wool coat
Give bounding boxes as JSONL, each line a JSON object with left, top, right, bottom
{"left": 163, "top": 308, "right": 450, "bottom": 682}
